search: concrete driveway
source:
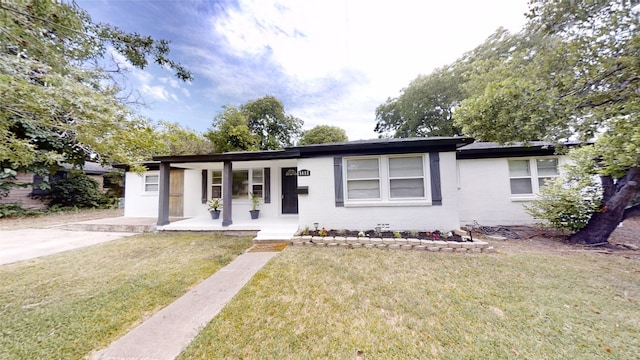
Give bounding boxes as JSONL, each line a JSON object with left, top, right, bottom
{"left": 0, "top": 228, "right": 137, "bottom": 265}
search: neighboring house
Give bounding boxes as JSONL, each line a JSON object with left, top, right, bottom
{"left": 3, "top": 162, "right": 115, "bottom": 209}
{"left": 122, "top": 137, "right": 573, "bottom": 231}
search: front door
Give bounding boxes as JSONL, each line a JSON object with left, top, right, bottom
{"left": 281, "top": 167, "right": 298, "bottom": 214}
{"left": 169, "top": 169, "right": 184, "bottom": 217}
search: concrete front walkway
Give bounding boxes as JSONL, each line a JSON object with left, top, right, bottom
{"left": 92, "top": 250, "right": 280, "bottom": 360}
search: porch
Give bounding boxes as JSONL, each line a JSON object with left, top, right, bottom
{"left": 158, "top": 215, "right": 300, "bottom": 242}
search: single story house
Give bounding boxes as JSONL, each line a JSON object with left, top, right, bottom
{"left": 3, "top": 162, "right": 117, "bottom": 210}
{"left": 122, "top": 137, "right": 571, "bottom": 232}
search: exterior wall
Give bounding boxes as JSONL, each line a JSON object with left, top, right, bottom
{"left": 457, "top": 155, "right": 568, "bottom": 226}
{"left": 123, "top": 159, "right": 298, "bottom": 220}
{"left": 200, "top": 159, "right": 298, "bottom": 220}
{"left": 296, "top": 151, "right": 461, "bottom": 232}
{"left": 2, "top": 173, "right": 46, "bottom": 209}
{"left": 2, "top": 172, "right": 107, "bottom": 210}
{"left": 123, "top": 171, "right": 159, "bottom": 217}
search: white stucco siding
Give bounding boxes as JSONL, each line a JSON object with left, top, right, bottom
{"left": 123, "top": 171, "right": 159, "bottom": 217}
{"left": 457, "top": 155, "right": 568, "bottom": 226}
{"left": 297, "top": 152, "right": 461, "bottom": 232}
{"left": 182, "top": 169, "right": 206, "bottom": 217}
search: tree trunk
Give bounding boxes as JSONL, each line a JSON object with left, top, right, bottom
{"left": 570, "top": 167, "right": 640, "bottom": 244}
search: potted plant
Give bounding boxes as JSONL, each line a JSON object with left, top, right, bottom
{"left": 249, "top": 192, "right": 260, "bottom": 219}
{"left": 207, "top": 198, "right": 222, "bottom": 219}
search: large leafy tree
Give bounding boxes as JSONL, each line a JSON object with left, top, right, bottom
{"left": 0, "top": 0, "right": 191, "bottom": 176}
{"left": 374, "top": 66, "right": 464, "bottom": 138}
{"left": 241, "top": 96, "right": 303, "bottom": 150}
{"left": 454, "top": 0, "right": 640, "bottom": 244}
{"left": 298, "top": 125, "right": 348, "bottom": 145}
{"left": 156, "top": 121, "right": 214, "bottom": 155}
{"left": 205, "top": 106, "right": 258, "bottom": 153}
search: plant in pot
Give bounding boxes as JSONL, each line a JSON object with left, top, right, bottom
{"left": 207, "top": 198, "right": 222, "bottom": 219}
{"left": 249, "top": 192, "right": 260, "bottom": 219}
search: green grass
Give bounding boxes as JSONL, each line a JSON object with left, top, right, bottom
{"left": 0, "top": 232, "right": 253, "bottom": 360}
{"left": 179, "top": 247, "right": 640, "bottom": 359}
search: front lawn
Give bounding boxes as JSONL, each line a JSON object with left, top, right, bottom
{"left": 179, "top": 246, "right": 640, "bottom": 359}
{"left": 0, "top": 232, "right": 253, "bottom": 360}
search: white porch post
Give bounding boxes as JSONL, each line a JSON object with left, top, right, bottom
{"left": 222, "top": 161, "right": 233, "bottom": 226}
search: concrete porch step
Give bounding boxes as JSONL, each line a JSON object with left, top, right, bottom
{"left": 60, "top": 217, "right": 157, "bottom": 233}
{"left": 62, "top": 223, "right": 155, "bottom": 233}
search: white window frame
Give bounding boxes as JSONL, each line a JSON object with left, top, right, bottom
{"left": 345, "top": 157, "right": 381, "bottom": 201}
{"left": 388, "top": 155, "right": 427, "bottom": 199}
{"left": 508, "top": 157, "right": 559, "bottom": 200}
{"left": 210, "top": 168, "right": 264, "bottom": 201}
{"left": 344, "top": 155, "right": 430, "bottom": 207}
{"left": 143, "top": 173, "right": 159, "bottom": 193}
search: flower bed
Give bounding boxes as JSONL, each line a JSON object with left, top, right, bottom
{"left": 291, "top": 229, "right": 494, "bottom": 253}
{"left": 304, "top": 229, "right": 465, "bottom": 241}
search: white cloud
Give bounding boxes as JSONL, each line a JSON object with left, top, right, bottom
{"left": 210, "top": 0, "right": 529, "bottom": 139}
{"left": 141, "top": 84, "right": 170, "bottom": 101}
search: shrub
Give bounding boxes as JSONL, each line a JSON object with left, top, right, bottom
{"left": 0, "top": 203, "right": 41, "bottom": 218}
{"left": 48, "top": 173, "right": 114, "bottom": 209}
{"left": 526, "top": 176, "right": 601, "bottom": 233}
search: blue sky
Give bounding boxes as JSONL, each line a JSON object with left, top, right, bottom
{"left": 77, "top": 0, "right": 529, "bottom": 140}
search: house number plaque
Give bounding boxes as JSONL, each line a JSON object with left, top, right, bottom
{"left": 298, "top": 169, "right": 311, "bottom": 176}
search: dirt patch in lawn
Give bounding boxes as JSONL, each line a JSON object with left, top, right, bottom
{"left": 475, "top": 216, "right": 640, "bottom": 256}
{"left": 0, "top": 208, "right": 124, "bottom": 230}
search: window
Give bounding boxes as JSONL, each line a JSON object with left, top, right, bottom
{"left": 344, "top": 155, "right": 428, "bottom": 203}
{"left": 211, "top": 168, "right": 264, "bottom": 199}
{"left": 536, "top": 158, "right": 559, "bottom": 187}
{"left": 211, "top": 171, "right": 222, "bottom": 198}
{"left": 346, "top": 158, "right": 380, "bottom": 199}
{"left": 252, "top": 169, "right": 263, "bottom": 197}
{"left": 144, "top": 174, "right": 159, "bottom": 192}
{"left": 388, "top": 156, "right": 425, "bottom": 198}
{"left": 508, "top": 160, "right": 532, "bottom": 194}
{"left": 509, "top": 158, "right": 559, "bottom": 195}
{"left": 32, "top": 171, "right": 66, "bottom": 195}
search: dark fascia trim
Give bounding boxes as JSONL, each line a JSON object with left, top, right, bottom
{"left": 457, "top": 141, "right": 585, "bottom": 160}
{"left": 150, "top": 137, "right": 473, "bottom": 164}
{"left": 153, "top": 149, "right": 301, "bottom": 163}
{"left": 294, "top": 137, "right": 474, "bottom": 158}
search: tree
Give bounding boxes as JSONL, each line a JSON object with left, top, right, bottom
{"left": 0, "top": 0, "right": 191, "bottom": 179}
{"left": 241, "top": 96, "right": 303, "bottom": 150}
{"left": 156, "top": 121, "right": 214, "bottom": 155}
{"left": 205, "top": 106, "right": 258, "bottom": 153}
{"left": 374, "top": 66, "right": 464, "bottom": 138}
{"left": 454, "top": 0, "right": 640, "bottom": 244}
{"left": 298, "top": 125, "right": 348, "bottom": 145}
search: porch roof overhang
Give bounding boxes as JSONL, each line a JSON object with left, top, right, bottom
{"left": 153, "top": 149, "right": 301, "bottom": 164}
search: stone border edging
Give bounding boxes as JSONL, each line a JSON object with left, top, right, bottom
{"left": 290, "top": 236, "right": 494, "bottom": 253}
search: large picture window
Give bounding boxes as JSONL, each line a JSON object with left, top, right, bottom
{"left": 344, "top": 155, "right": 428, "bottom": 203}
{"left": 509, "top": 158, "right": 559, "bottom": 195}
{"left": 211, "top": 168, "right": 264, "bottom": 199}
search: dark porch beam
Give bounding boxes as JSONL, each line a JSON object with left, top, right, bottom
{"left": 157, "top": 162, "right": 171, "bottom": 226}
{"left": 222, "top": 161, "right": 233, "bottom": 226}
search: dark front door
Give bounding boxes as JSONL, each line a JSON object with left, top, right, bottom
{"left": 281, "top": 167, "right": 298, "bottom": 214}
